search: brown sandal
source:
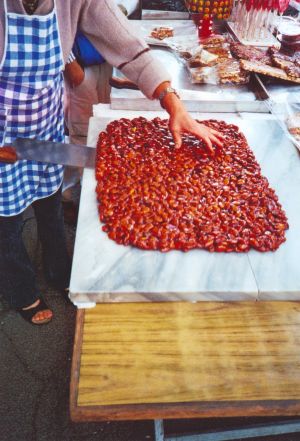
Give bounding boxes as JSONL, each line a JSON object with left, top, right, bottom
{"left": 17, "top": 298, "right": 53, "bottom": 325}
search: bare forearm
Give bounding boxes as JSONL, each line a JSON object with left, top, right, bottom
{"left": 153, "top": 81, "right": 182, "bottom": 114}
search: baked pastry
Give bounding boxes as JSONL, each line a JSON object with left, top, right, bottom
{"left": 241, "top": 59, "right": 290, "bottom": 79}
{"left": 271, "top": 54, "right": 295, "bottom": 70}
{"left": 230, "top": 42, "right": 271, "bottom": 65}
{"left": 150, "top": 26, "right": 174, "bottom": 40}
{"left": 286, "top": 112, "right": 300, "bottom": 142}
{"left": 217, "top": 60, "right": 249, "bottom": 84}
{"left": 188, "top": 49, "right": 219, "bottom": 68}
{"left": 289, "top": 127, "right": 300, "bottom": 141}
{"left": 284, "top": 65, "right": 300, "bottom": 79}
{"left": 267, "top": 46, "right": 279, "bottom": 56}
{"left": 188, "top": 66, "right": 216, "bottom": 83}
{"left": 206, "top": 46, "right": 232, "bottom": 60}
{"left": 200, "top": 35, "right": 227, "bottom": 48}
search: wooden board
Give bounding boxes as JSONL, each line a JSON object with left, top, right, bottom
{"left": 70, "top": 302, "right": 300, "bottom": 421}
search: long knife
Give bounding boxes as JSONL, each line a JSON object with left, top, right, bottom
{"left": 0, "top": 138, "right": 96, "bottom": 168}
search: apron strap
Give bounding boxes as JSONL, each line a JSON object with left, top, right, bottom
{"left": 0, "top": 0, "right": 8, "bottom": 71}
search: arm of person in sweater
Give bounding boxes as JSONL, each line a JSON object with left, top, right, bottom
{"left": 79, "top": 0, "right": 223, "bottom": 151}
{"left": 79, "top": 0, "right": 166, "bottom": 98}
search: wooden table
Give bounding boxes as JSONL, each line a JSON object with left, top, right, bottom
{"left": 71, "top": 301, "right": 300, "bottom": 423}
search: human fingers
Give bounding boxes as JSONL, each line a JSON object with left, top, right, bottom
{"left": 202, "top": 136, "right": 214, "bottom": 155}
{"left": 192, "top": 123, "right": 224, "bottom": 150}
{"left": 198, "top": 125, "right": 224, "bottom": 146}
{"left": 188, "top": 124, "right": 216, "bottom": 154}
{"left": 208, "top": 133, "right": 223, "bottom": 148}
{"left": 209, "top": 127, "right": 225, "bottom": 140}
{"left": 171, "top": 128, "right": 182, "bottom": 148}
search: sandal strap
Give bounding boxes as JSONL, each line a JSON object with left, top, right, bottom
{"left": 17, "top": 298, "right": 52, "bottom": 323}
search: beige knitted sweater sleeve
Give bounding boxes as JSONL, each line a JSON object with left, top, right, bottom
{"left": 78, "top": 0, "right": 171, "bottom": 98}
{"left": 0, "top": 0, "right": 171, "bottom": 99}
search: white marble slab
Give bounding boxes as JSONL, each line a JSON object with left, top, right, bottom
{"left": 245, "top": 122, "right": 300, "bottom": 300}
{"left": 69, "top": 108, "right": 300, "bottom": 305}
{"left": 221, "top": 113, "right": 300, "bottom": 298}
{"left": 215, "top": 113, "right": 300, "bottom": 300}
{"left": 70, "top": 109, "right": 260, "bottom": 306}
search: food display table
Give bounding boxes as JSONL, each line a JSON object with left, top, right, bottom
{"left": 256, "top": 76, "right": 300, "bottom": 123}
{"left": 111, "top": 19, "right": 300, "bottom": 118}
{"left": 69, "top": 107, "right": 300, "bottom": 307}
{"left": 110, "top": 20, "right": 269, "bottom": 113}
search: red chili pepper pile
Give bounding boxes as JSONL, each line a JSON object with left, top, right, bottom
{"left": 95, "top": 117, "right": 288, "bottom": 252}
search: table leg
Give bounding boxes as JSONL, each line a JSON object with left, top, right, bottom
{"left": 155, "top": 419, "right": 165, "bottom": 441}
{"left": 164, "top": 420, "right": 300, "bottom": 441}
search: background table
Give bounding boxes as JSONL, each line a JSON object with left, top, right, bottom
{"left": 110, "top": 20, "right": 269, "bottom": 113}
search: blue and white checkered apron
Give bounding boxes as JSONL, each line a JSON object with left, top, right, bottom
{"left": 0, "top": 0, "right": 65, "bottom": 216}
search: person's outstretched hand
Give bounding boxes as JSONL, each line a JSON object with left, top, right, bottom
{"left": 154, "top": 82, "right": 224, "bottom": 155}
{"left": 169, "top": 104, "right": 224, "bottom": 154}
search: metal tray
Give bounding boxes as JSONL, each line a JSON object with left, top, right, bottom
{"left": 258, "top": 76, "right": 300, "bottom": 107}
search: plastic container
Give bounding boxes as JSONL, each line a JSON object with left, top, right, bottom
{"left": 278, "top": 19, "right": 300, "bottom": 54}
{"left": 280, "top": 40, "right": 300, "bottom": 54}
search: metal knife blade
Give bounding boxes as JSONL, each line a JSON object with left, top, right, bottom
{"left": 0, "top": 138, "right": 96, "bottom": 168}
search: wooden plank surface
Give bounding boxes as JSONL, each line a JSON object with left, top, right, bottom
{"left": 71, "top": 302, "right": 300, "bottom": 421}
